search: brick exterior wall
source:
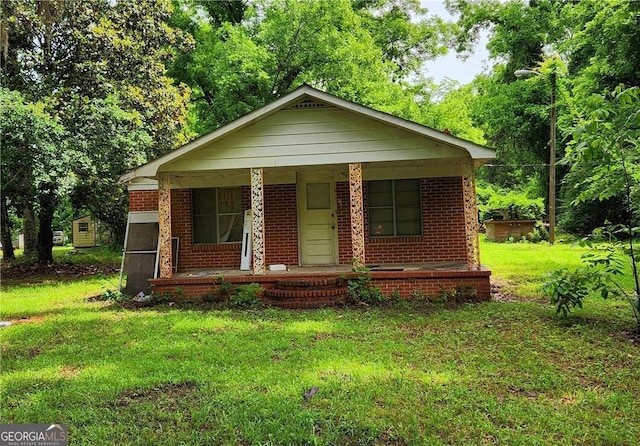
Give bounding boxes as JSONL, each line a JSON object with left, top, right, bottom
{"left": 370, "top": 275, "right": 491, "bottom": 301}
{"left": 129, "top": 176, "right": 468, "bottom": 271}
{"left": 169, "top": 188, "right": 249, "bottom": 270}
{"left": 336, "top": 181, "right": 353, "bottom": 264}
{"left": 264, "top": 184, "right": 299, "bottom": 266}
{"left": 336, "top": 177, "right": 467, "bottom": 265}
{"left": 129, "top": 190, "right": 158, "bottom": 212}
{"left": 129, "top": 185, "right": 298, "bottom": 271}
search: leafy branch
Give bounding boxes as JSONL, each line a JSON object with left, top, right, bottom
{"left": 544, "top": 85, "right": 640, "bottom": 330}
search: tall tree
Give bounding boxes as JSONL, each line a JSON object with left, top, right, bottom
{"left": 562, "top": 0, "right": 640, "bottom": 95}
{"left": 354, "top": 0, "right": 451, "bottom": 80}
{"left": 443, "top": 0, "right": 565, "bottom": 199}
{"left": 168, "top": 0, "right": 453, "bottom": 135}
{"left": 443, "top": 0, "right": 640, "bottom": 233}
{"left": 0, "top": 88, "right": 69, "bottom": 262}
{"left": 563, "top": 86, "right": 640, "bottom": 228}
{"left": 553, "top": 1, "right": 640, "bottom": 231}
{"left": 1, "top": 0, "right": 191, "bottom": 258}
{"left": 447, "top": 0, "right": 564, "bottom": 77}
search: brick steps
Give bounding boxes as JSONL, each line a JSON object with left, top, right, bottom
{"left": 264, "top": 278, "right": 348, "bottom": 309}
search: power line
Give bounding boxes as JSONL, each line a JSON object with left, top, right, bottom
{"left": 481, "top": 163, "right": 554, "bottom": 168}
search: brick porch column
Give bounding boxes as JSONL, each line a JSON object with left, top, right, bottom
{"left": 158, "top": 172, "right": 172, "bottom": 278}
{"left": 462, "top": 161, "right": 481, "bottom": 269}
{"left": 251, "top": 168, "right": 265, "bottom": 275}
{"left": 349, "top": 163, "right": 366, "bottom": 266}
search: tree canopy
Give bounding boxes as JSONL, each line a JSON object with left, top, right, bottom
{"left": 167, "top": 0, "right": 455, "bottom": 134}
{"left": 0, "top": 88, "right": 68, "bottom": 261}
{"left": 444, "top": 0, "right": 640, "bottom": 233}
{"left": 1, "top": 0, "right": 191, "bottom": 260}
{"left": 2, "top": 0, "right": 639, "bottom": 262}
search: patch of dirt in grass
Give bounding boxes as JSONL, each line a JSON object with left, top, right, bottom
{"left": 313, "top": 332, "right": 332, "bottom": 341}
{"left": 334, "top": 424, "right": 408, "bottom": 446}
{"left": 605, "top": 329, "right": 640, "bottom": 347}
{"left": 1, "top": 263, "right": 118, "bottom": 285}
{"left": 9, "top": 315, "right": 48, "bottom": 325}
{"left": 491, "top": 278, "right": 545, "bottom": 303}
{"left": 27, "top": 346, "right": 42, "bottom": 358}
{"left": 58, "top": 365, "right": 82, "bottom": 378}
{"left": 114, "top": 381, "right": 198, "bottom": 409}
{"left": 621, "top": 330, "right": 640, "bottom": 344}
{"left": 375, "top": 432, "right": 408, "bottom": 446}
{"left": 109, "top": 382, "right": 204, "bottom": 442}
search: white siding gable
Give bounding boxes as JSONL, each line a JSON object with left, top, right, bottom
{"left": 163, "top": 107, "right": 468, "bottom": 172}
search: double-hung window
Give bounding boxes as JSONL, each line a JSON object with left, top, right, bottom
{"left": 368, "top": 179, "right": 421, "bottom": 236}
{"left": 192, "top": 187, "right": 243, "bottom": 244}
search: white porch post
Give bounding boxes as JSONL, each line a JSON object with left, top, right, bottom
{"left": 251, "top": 168, "right": 265, "bottom": 275}
{"left": 349, "top": 163, "right": 366, "bottom": 266}
{"left": 158, "top": 172, "right": 173, "bottom": 278}
{"left": 462, "top": 161, "right": 481, "bottom": 269}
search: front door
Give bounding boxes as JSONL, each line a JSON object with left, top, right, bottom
{"left": 299, "top": 173, "right": 337, "bottom": 265}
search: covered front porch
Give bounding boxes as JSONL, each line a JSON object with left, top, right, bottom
{"left": 153, "top": 160, "right": 483, "bottom": 270}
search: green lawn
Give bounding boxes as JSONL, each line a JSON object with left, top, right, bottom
{"left": 481, "top": 236, "right": 636, "bottom": 297}
{"left": 1, "top": 242, "right": 638, "bottom": 445}
{"left": 481, "top": 238, "right": 588, "bottom": 296}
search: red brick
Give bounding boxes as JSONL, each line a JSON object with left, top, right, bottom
{"left": 131, "top": 176, "right": 473, "bottom": 271}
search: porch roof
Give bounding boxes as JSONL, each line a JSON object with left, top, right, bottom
{"left": 120, "top": 85, "right": 495, "bottom": 185}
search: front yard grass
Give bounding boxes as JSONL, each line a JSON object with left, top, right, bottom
{"left": 480, "top": 236, "right": 589, "bottom": 297}
{"left": 480, "top": 236, "right": 636, "bottom": 297}
{"left": 1, "top": 241, "right": 638, "bottom": 445}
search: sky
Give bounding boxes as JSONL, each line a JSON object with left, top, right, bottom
{"left": 420, "top": 1, "right": 492, "bottom": 85}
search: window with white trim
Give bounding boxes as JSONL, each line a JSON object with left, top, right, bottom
{"left": 368, "top": 179, "right": 421, "bottom": 236}
{"left": 192, "top": 187, "right": 243, "bottom": 244}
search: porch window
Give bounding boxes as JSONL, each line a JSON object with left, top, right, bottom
{"left": 368, "top": 179, "right": 421, "bottom": 236}
{"left": 192, "top": 187, "right": 243, "bottom": 244}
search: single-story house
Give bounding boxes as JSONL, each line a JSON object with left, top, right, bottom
{"left": 119, "top": 85, "right": 495, "bottom": 305}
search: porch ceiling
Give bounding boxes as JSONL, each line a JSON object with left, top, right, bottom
{"left": 141, "top": 159, "right": 473, "bottom": 189}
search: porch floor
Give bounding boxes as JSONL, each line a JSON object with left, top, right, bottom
{"left": 172, "top": 261, "right": 476, "bottom": 279}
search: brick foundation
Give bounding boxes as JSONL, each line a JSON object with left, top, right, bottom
{"left": 149, "top": 268, "right": 491, "bottom": 303}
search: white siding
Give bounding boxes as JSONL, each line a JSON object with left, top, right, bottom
{"left": 163, "top": 108, "right": 467, "bottom": 172}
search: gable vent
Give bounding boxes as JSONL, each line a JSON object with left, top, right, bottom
{"left": 287, "top": 99, "right": 329, "bottom": 109}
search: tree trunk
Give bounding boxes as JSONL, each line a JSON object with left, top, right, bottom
{"left": 37, "top": 194, "right": 55, "bottom": 264}
{"left": 23, "top": 203, "right": 37, "bottom": 254}
{"left": 1, "top": 195, "right": 15, "bottom": 260}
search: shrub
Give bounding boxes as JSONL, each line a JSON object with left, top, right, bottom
{"left": 542, "top": 236, "right": 639, "bottom": 329}
{"left": 477, "top": 181, "right": 544, "bottom": 222}
{"left": 229, "top": 283, "right": 263, "bottom": 309}
{"left": 526, "top": 222, "right": 549, "bottom": 243}
{"left": 101, "top": 288, "right": 130, "bottom": 303}
{"left": 438, "top": 284, "right": 478, "bottom": 303}
{"left": 347, "top": 259, "right": 385, "bottom": 305}
{"left": 213, "top": 276, "right": 234, "bottom": 301}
